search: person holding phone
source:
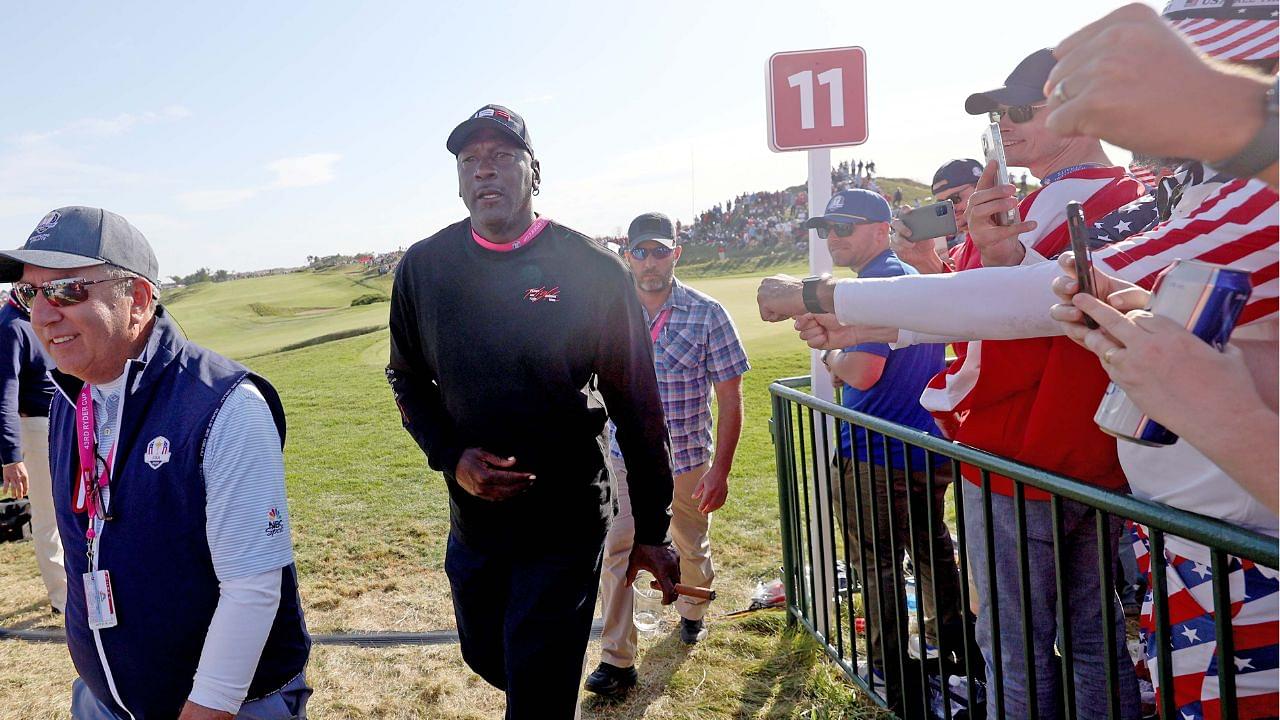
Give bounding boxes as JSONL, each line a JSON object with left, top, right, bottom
{"left": 760, "top": 49, "right": 1154, "bottom": 720}
{"left": 890, "top": 158, "right": 984, "bottom": 274}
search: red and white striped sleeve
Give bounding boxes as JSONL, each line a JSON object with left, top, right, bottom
{"left": 1094, "top": 179, "right": 1279, "bottom": 327}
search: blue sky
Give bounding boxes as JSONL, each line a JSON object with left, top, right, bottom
{"left": 0, "top": 1, "right": 1155, "bottom": 277}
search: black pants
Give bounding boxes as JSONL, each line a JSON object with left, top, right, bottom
{"left": 445, "top": 530, "right": 605, "bottom": 719}
{"left": 836, "top": 458, "right": 966, "bottom": 718}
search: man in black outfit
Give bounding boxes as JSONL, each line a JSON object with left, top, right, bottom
{"left": 386, "top": 104, "right": 681, "bottom": 718}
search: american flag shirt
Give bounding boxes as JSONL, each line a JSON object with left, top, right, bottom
{"left": 610, "top": 280, "right": 749, "bottom": 476}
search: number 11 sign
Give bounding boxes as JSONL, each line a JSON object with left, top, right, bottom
{"left": 767, "top": 46, "right": 868, "bottom": 152}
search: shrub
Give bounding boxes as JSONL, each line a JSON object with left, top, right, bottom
{"left": 351, "top": 293, "right": 390, "bottom": 307}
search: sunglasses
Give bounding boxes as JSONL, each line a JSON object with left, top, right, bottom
{"left": 13, "top": 276, "right": 135, "bottom": 309}
{"left": 627, "top": 246, "right": 675, "bottom": 261}
{"left": 815, "top": 222, "right": 866, "bottom": 239}
{"left": 988, "top": 104, "right": 1045, "bottom": 124}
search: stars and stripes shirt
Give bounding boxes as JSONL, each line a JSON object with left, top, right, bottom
{"left": 1165, "top": 0, "right": 1280, "bottom": 63}
{"left": 1131, "top": 523, "right": 1279, "bottom": 720}
{"left": 610, "top": 280, "right": 749, "bottom": 476}
{"left": 1095, "top": 176, "right": 1279, "bottom": 328}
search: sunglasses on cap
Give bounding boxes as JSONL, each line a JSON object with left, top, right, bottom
{"left": 13, "top": 276, "right": 136, "bottom": 310}
{"left": 988, "top": 104, "right": 1044, "bottom": 124}
{"left": 627, "top": 246, "right": 675, "bottom": 261}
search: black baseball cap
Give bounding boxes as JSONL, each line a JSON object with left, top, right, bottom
{"left": 446, "top": 104, "right": 534, "bottom": 157}
{"left": 965, "top": 48, "right": 1057, "bottom": 115}
{"left": 0, "top": 207, "right": 159, "bottom": 284}
{"left": 627, "top": 212, "right": 677, "bottom": 249}
{"left": 932, "top": 159, "right": 984, "bottom": 195}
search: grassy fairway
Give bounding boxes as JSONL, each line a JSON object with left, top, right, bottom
{"left": 0, "top": 260, "right": 889, "bottom": 719}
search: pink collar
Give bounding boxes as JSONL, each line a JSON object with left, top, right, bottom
{"left": 472, "top": 217, "right": 550, "bottom": 253}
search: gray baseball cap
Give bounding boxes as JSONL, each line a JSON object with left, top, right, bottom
{"left": 0, "top": 206, "right": 159, "bottom": 284}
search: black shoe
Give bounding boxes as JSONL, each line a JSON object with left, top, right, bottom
{"left": 584, "top": 662, "right": 637, "bottom": 696}
{"left": 680, "top": 617, "right": 708, "bottom": 644}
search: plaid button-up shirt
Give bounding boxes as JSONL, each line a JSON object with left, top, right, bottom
{"left": 610, "top": 279, "right": 750, "bottom": 476}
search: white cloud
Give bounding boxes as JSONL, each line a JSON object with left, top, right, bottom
{"left": 267, "top": 153, "right": 341, "bottom": 188}
{"left": 176, "top": 187, "right": 260, "bottom": 212}
{"left": 177, "top": 153, "right": 342, "bottom": 211}
{"left": 12, "top": 105, "right": 192, "bottom": 145}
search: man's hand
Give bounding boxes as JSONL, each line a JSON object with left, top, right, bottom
{"left": 691, "top": 465, "right": 729, "bottom": 514}
{"left": 794, "top": 313, "right": 899, "bottom": 350}
{"left": 178, "top": 701, "right": 234, "bottom": 720}
{"left": 453, "top": 448, "right": 536, "bottom": 501}
{"left": 965, "top": 161, "right": 1036, "bottom": 267}
{"left": 1069, "top": 291, "right": 1263, "bottom": 437}
{"left": 1044, "top": 3, "right": 1269, "bottom": 167}
{"left": 757, "top": 274, "right": 807, "bottom": 321}
{"left": 2, "top": 462, "right": 28, "bottom": 498}
{"left": 1049, "top": 251, "right": 1149, "bottom": 347}
{"left": 626, "top": 543, "right": 681, "bottom": 604}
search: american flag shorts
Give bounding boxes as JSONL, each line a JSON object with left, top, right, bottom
{"left": 1131, "top": 524, "right": 1279, "bottom": 719}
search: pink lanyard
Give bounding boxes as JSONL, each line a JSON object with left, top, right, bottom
{"left": 471, "top": 217, "right": 550, "bottom": 252}
{"left": 73, "top": 385, "right": 114, "bottom": 540}
{"left": 650, "top": 307, "right": 674, "bottom": 343}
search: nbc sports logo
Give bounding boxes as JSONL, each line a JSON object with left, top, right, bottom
{"left": 265, "top": 507, "right": 285, "bottom": 537}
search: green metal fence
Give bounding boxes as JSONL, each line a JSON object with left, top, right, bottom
{"left": 770, "top": 376, "right": 1278, "bottom": 720}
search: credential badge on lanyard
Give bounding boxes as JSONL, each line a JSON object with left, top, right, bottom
{"left": 76, "top": 384, "right": 118, "bottom": 629}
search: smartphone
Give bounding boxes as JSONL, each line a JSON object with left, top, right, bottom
{"left": 1066, "top": 201, "right": 1099, "bottom": 329}
{"left": 898, "top": 201, "right": 958, "bottom": 242}
{"left": 981, "top": 123, "right": 1019, "bottom": 227}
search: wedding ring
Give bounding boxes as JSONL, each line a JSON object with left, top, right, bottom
{"left": 1052, "top": 80, "right": 1070, "bottom": 103}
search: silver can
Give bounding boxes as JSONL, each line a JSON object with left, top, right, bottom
{"left": 1094, "top": 259, "right": 1252, "bottom": 446}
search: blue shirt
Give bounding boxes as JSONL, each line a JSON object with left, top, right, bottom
{"left": 838, "top": 249, "right": 945, "bottom": 469}
{"left": 0, "top": 297, "right": 55, "bottom": 464}
{"left": 611, "top": 279, "right": 750, "bottom": 475}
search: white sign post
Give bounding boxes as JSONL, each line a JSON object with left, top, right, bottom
{"left": 768, "top": 47, "right": 867, "bottom": 644}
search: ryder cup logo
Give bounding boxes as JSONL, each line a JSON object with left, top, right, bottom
{"left": 34, "top": 211, "right": 60, "bottom": 234}
{"left": 827, "top": 195, "right": 845, "bottom": 210}
{"left": 144, "top": 436, "right": 171, "bottom": 469}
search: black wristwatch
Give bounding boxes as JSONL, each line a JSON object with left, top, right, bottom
{"left": 1213, "top": 77, "right": 1279, "bottom": 179}
{"left": 801, "top": 275, "right": 826, "bottom": 314}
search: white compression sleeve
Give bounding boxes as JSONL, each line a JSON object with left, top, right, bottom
{"left": 187, "top": 569, "right": 282, "bottom": 713}
{"left": 833, "top": 260, "right": 1065, "bottom": 342}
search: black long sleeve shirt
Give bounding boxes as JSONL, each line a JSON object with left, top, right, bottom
{"left": 0, "top": 300, "right": 54, "bottom": 465}
{"left": 387, "top": 219, "right": 674, "bottom": 547}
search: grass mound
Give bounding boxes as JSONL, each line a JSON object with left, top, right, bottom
{"left": 351, "top": 293, "right": 390, "bottom": 307}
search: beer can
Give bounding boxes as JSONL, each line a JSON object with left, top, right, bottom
{"left": 1094, "top": 260, "right": 1252, "bottom": 446}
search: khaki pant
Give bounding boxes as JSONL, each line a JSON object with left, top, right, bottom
{"left": 598, "top": 458, "right": 714, "bottom": 668}
{"left": 23, "top": 416, "right": 65, "bottom": 612}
